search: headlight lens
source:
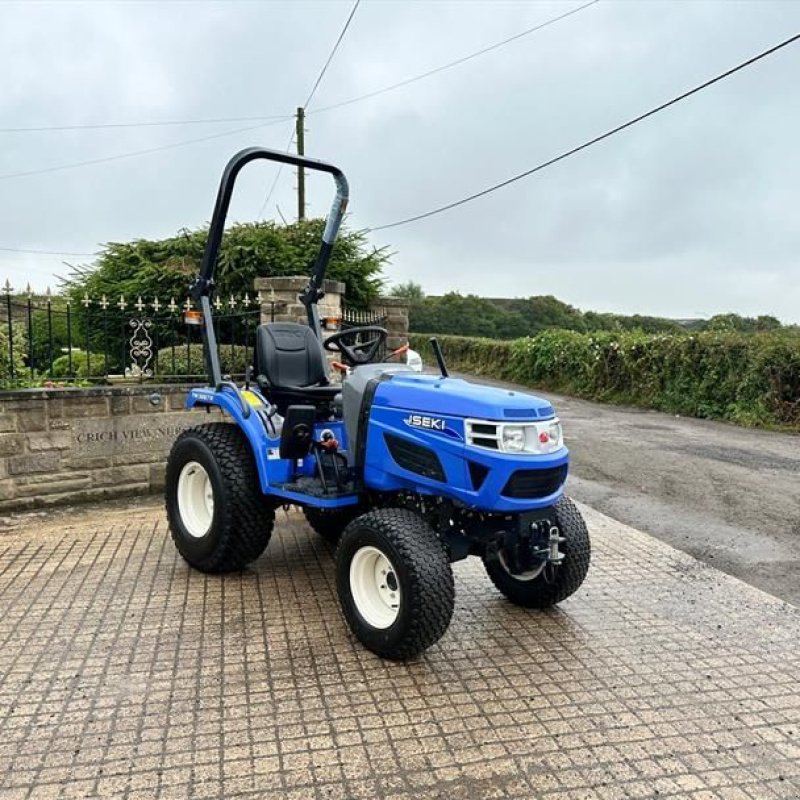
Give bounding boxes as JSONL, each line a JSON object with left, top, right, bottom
{"left": 502, "top": 425, "right": 526, "bottom": 452}
{"left": 545, "top": 421, "right": 562, "bottom": 448}
{"left": 465, "top": 418, "right": 564, "bottom": 454}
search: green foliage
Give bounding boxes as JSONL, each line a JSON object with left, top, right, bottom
{"left": 410, "top": 293, "right": 531, "bottom": 339}
{"left": 580, "top": 311, "right": 682, "bottom": 333}
{"left": 409, "top": 293, "right": 685, "bottom": 338}
{"left": 706, "top": 313, "right": 783, "bottom": 333}
{"left": 29, "top": 304, "right": 71, "bottom": 369}
{"left": 155, "top": 344, "right": 251, "bottom": 378}
{"left": 64, "top": 218, "right": 387, "bottom": 325}
{"left": 391, "top": 281, "right": 425, "bottom": 301}
{"left": 410, "top": 330, "right": 800, "bottom": 429}
{"left": 0, "top": 324, "right": 26, "bottom": 381}
{"left": 50, "top": 351, "right": 107, "bottom": 379}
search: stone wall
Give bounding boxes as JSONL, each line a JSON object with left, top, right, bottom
{"left": 0, "top": 278, "right": 412, "bottom": 514}
{"left": 0, "top": 385, "right": 222, "bottom": 513}
{"left": 378, "top": 297, "right": 411, "bottom": 352}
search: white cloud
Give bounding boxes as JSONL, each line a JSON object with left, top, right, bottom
{"left": 0, "top": 0, "right": 798, "bottom": 320}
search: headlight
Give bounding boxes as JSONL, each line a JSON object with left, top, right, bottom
{"left": 465, "top": 418, "right": 564, "bottom": 454}
{"left": 502, "top": 425, "right": 526, "bottom": 452}
{"left": 542, "top": 421, "right": 562, "bottom": 448}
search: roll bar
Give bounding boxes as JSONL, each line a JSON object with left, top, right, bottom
{"left": 190, "top": 146, "right": 349, "bottom": 387}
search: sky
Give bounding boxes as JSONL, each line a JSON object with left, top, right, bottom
{"left": 0, "top": 0, "right": 799, "bottom": 321}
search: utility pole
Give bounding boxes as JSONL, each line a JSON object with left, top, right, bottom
{"left": 296, "top": 106, "right": 306, "bottom": 220}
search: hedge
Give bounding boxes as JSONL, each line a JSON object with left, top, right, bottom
{"left": 155, "top": 344, "right": 251, "bottom": 378}
{"left": 50, "top": 352, "right": 107, "bottom": 379}
{"left": 410, "top": 331, "right": 800, "bottom": 429}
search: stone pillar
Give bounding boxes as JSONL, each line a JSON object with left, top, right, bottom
{"left": 254, "top": 276, "right": 346, "bottom": 327}
{"left": 373, "top": 297, "right": 410, "bottom": 352}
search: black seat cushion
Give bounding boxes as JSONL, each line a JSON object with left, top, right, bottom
{"left": 255, "top": 322, "right": 340, "bottom": 416}
{"left": 256, "top": 322, "right": 329, "bottom": 388}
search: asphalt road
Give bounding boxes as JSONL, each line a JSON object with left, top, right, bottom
{"left": 464, "top": 374, "right": 800, "bottom": 606}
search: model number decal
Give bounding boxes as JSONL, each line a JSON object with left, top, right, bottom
{"left": 403, "top": 414, "right": 446, "bottom": 431}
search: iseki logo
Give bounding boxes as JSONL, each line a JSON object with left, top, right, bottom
{"left": 403, "top": 414, "right": 446, "bottom": 431}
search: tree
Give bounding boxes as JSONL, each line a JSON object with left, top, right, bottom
{"left": 704, "top": 313, "right": 783, "bottom": 333}
{"left": 391, "top": 281, "right": 425, "bottom": 300}
{"left": 64, "top": 218, "right": 388, "bottom": 313}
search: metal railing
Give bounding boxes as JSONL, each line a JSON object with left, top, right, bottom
{"left": 1, "top": 284, "right": 271, "bottom": 389}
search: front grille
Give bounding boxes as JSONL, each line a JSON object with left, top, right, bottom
{"left": 465, "top": 420, "right": 500, "bottom": 449}
{"left": 385, "top": 434, "right": 445, "bottom": 482}
{"left": 501, "top": 465, "right": 567, "bottom": 499}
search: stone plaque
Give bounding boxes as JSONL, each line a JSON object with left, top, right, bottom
{"left": 71, "top": 412, "right": 202, "bottom": 457}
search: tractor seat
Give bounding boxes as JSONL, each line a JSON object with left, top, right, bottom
{"left": 255, "top": 322, "right": 340, "bottom": 415}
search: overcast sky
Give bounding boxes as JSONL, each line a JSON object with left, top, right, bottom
{"left": 1, "top": 0, "right": 799, "bottom": 321}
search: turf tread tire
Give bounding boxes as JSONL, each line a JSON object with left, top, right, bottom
{"left": 336, "top": 508, "right": 454, "bottom": 660}
{"left": 166, "top": 423, "right": 274, "bottom": 573}
{"left": 483, "top": 496, "right": 590, "bottom": 608}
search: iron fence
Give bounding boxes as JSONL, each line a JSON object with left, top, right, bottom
{"left": 1, "top": 285, "right": 271, "bottom": 389}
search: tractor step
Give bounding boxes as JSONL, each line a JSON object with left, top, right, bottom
{"left": 274, "top": 475, "right": 357, "bottom": 499}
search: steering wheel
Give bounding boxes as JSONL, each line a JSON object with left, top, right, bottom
{"left": 324, "top": 326, "right": 388, "bottom": 366}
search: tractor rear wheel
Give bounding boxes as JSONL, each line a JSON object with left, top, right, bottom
{"left": 335, "top": 508, "right": 454, "bottom": 660}
{"left": 303, "top": 505, "right": 363, "bottom": 543}
{"left": 166, "top": 423, "right": 274, "bottom": 573}
{"left": 482, "top": 496, "right": 590, "bottom": 608}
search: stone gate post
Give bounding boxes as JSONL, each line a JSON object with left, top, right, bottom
{"left": 254, "top": 276, "right": 346, "bottom": 327}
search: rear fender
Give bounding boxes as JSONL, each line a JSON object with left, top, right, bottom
{"left": 185, "top": 387, "right": 273, "bottom": 493}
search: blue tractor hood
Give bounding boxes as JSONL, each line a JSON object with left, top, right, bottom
{"left": 375, "top": 373, "right": 555, "bottom": 421}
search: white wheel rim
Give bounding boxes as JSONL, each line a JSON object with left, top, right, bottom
{"left": 498, "top": 550, "right": 546, "bottom": 582}
{"left": 349, "top": 546, "right": 401, "bottom": 629}
{"left": 177, "top": 461, "right": 214, "bottom": 539}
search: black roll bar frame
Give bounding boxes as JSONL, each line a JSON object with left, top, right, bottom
{"left": 189, "top": 147, "right": 349, "bottom": 387}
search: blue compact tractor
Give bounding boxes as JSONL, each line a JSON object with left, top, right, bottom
{"left": 166, "top": 148, "right": 590, "bottom": 660}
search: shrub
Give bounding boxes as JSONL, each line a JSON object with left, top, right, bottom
{"left": 410, "top": 330, "right": 800, "bottom": 429}
{"left": 27, "top": 305, "right": 71, "bottom": 370}
{"left": 0, "top": 325, "right": 26, "bottom": 381}
{"left": 50, "top": 351, "right": 107, "bottom": 379}
{"left": 155, "top": 344, "right": 251, "bottom": 378}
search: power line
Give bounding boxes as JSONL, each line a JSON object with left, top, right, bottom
{"left": 369, "top": 31, "right": 800, "bottom": 232}
{"left": 0, "top": 0, "right": 593, "bottom": 137}
{"left": 304, "top": 0, "right": 361, "bottom": 110}
{"left": 0, "top": 113, "right": 294, "bottom": 134}
{"left": 254, "top": 0, "right": 591, "bottom": 219}
{"left": 0, "top": 0, "right": 591, "bottom": 187}
{"left": 310, "top": 0, "right": 598, "bottom": 117}
{"left": 257, "top": 126, "right": 296, "bottom": 218}
{"left": 0, "top": 1, "right": 593, "bottom": 251}
{"left": 0, "top": 246, "right": 96, "bottom": 256}
{"left": 257, "top": 0, "right": 361, "bottom": 218}
{"left": 0, "top": 118, "right": 288, "bottom": 182}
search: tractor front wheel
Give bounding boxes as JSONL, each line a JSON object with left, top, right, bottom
{"left": 335, "top": 508, "right": 454, "bottom": 660}
{"left": 482, "top": 496, "right": 590, "bottom": 608}
{"left": 166, "top": 423, "right": 274, "bottom": 573}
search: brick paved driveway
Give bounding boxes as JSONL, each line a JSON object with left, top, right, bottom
{"left": 0, "top": 500, "right": 798, "bottom": 799}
